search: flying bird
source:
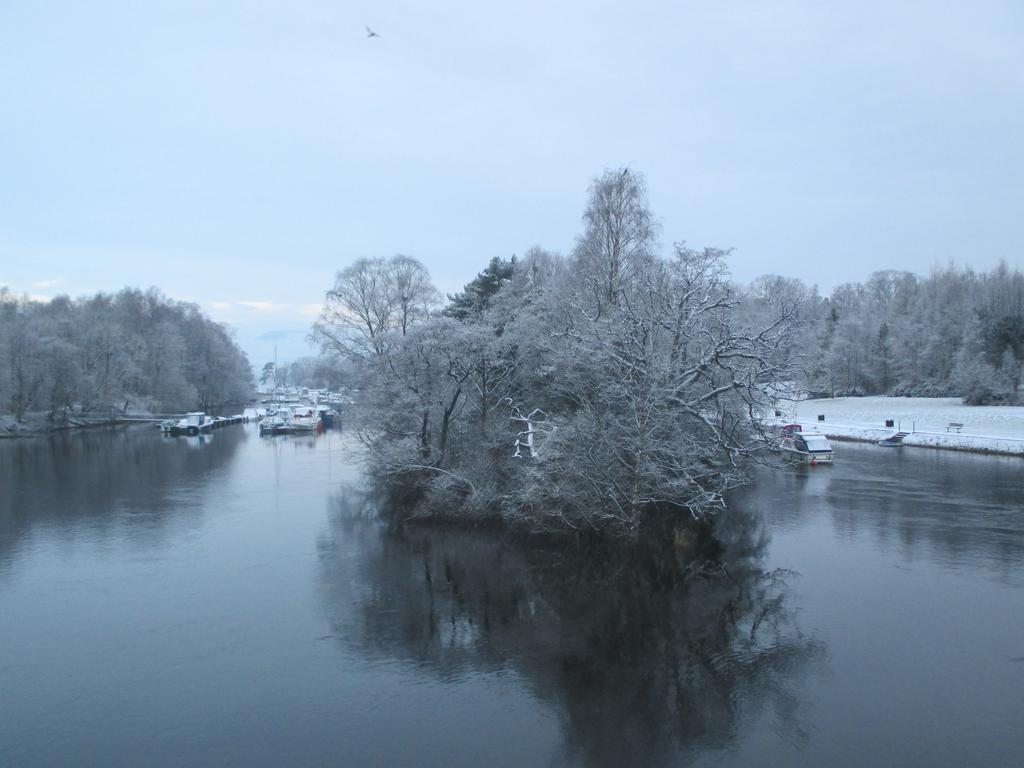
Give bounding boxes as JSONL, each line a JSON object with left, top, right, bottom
{"left": 365, "top": 26, "right": 380, "bottom": 38}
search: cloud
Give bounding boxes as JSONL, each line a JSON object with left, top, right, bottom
{"left": 33, "top": 278, "right": 60, "bottom": 289}
{"left": 202, "top": 299, "right": 321, "bottom": 317}
{"left": 236, "top": 300, "right": 288, "bottom": 312}
{"left": 28, "top": 294, "right": 52, "bottom": 303}
{"left": 232, "top": 300, "right": 321, "bottom": 316}
{"left": 256, "top": 329, "right": 307, "bottom": 342}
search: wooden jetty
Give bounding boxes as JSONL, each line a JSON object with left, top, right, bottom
{"left": 878, "top": 431, "right": 909, "bottom": 447}
{"left": 71, "top": 409, "right": 249, "bottom": 436}
{"left": 164, "top": 412, "right": 246, "bottom": 436}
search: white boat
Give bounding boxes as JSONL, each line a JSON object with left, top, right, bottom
{"left": 782, "top": 431, "right": 834, "bottom": 464}
{"left": 288, "top": 406, "right": 322, "bottom": 433}
{"left": 168, "top": 412, "right": 214, "bottom": 436}
{"left": 258, "top": 409, "right": 289, "bottom": 436}
{"left": 243, "top": 406, "right": 269, "bottom": 421}
{"left": 258, "top": 405, "right": 322, "bottom": 436}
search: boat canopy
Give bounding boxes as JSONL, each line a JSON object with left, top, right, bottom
{"left": 801, "top": 434, "right": 832, "bottom": 452}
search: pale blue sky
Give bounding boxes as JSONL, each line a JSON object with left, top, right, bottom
{"left": 1, "top": 0, "right": 1022, "bottom": 364}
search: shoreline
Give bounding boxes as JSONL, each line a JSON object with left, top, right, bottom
{"left": 0, "top": 417, "right": 146, "bottom": 439}
{"left": 825, "top": 432, "right": 1024, "bottom": 457}
{"left": 7, "top": 418, "right": 1023, "bottom": 457}
{"left": 780, "top": 396, "right": 1024, "bottom": 458}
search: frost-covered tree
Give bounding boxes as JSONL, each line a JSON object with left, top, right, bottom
{"left": 314, "top": 255, "right": 440, "bottom": 359}
{"left": 259, "top": 362, "right": 278, "bottom": 387}
{"left": 996, "top": 346, "right": 1022, "bottom": 404}
{"left": 511, "top": 245, "right": 798, "bottom": 532}
{"left": 574, "top": 168, "right": 658, "bottom": 311}
{"left": 345, "top": 169, "right": 800, "bottom": 537}
{"left": 443, "top": 256, "right": 516, "bottom": 320}
{"left": 390, "top": 255, "right": 440, "bottom": 334}
{"left": 0, "top": 288, "right": 252, "bottom": 419}
{"left": 314, "top": 257, "right": 395, "bottom": 358}
{"left": 366, "top": 318, "right": 504, "bottom": 471}
{"left": 783, "top": 261, "right": 1023, "bottom": 402}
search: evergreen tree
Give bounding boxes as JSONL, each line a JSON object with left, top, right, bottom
{"left": 442, "top": 256, "right": 516, "bottom": 320}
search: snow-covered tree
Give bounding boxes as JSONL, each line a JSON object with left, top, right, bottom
{"left": 573, "top": 168, "right": 658, "bottom": 311}
{"left": 996, "top": 346, "right": 1022, "bottom": 404}
{"left": 0, "top": 289, "right": 252, "bottom": 418}
{"left": 314, "top": 255, "right": 440, "bottom": 359}
{"left": 347, "top": 169, "right": 800, "bottom": 536}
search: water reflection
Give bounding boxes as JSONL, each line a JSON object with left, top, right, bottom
{"left": 317, "top": 490, "right": 824, "bottom": 767}
{"left": 738, "top": 443, "right": 1024, "bottom": 580}
{"left": 0, "top": 426, "right": 246, "bottom": 571}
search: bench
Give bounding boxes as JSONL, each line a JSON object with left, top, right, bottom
{"left": 947, "top": 422, "right": 963, "bottom": 433}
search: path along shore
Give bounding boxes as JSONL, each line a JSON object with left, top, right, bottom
{"left": 780, "top": 396, "right": 1024, "bottom": 457}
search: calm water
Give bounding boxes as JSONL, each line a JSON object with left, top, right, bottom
{"left": 1, "top": 426, "right": 1022, "bottom": 767}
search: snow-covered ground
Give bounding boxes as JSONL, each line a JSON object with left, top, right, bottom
{"left": 775, "top": 396, "right": 1024, "bottom": 456}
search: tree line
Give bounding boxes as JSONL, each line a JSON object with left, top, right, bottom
{"left": 773, "top": 264, "right": 1023, "bottom": 404}
{"left": 313, "top": 168, "right": 801, "bottom": 536}
{"left": 0, "top": 287, "right": 254, "bottom": 419}
{"left": 258, "top": 356, "right": 352, "bottom": 392}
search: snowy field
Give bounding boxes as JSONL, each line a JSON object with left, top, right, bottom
{"left": 776, "top": 396, "right": 1024, "bottom": 456}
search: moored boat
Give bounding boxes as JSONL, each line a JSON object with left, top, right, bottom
{"left": 258, "top": 409, "right": 290, "bottom": 436}
{"left": 780, "top": 426, "right": 834, "bottom": 465}
{"left": 258, "top": 405, "right": 323, "bottom": 436}
{"left": 168, "top": 412, "right": 214, "bottom": 436}
{"left": 288, "top": 406, "right": 322, "bottom": 433}
{"left": 316, "top": 405, "right": 340, "bottom": 428}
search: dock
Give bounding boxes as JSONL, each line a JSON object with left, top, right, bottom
{"left": 71, "top": 410, "right": 249, "bottom": 436}
{"left": 164, "top": 412, "right": 247, "bottom": 436}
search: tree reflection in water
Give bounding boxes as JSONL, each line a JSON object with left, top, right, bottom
{"left": 0, "top": 426, "right": 246, "bottom": 570}
{"left": 317, "top": 488, "right": 825, "bottom": 767}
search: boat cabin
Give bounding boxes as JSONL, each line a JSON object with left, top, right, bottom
{"left": 785, "top": 432, "right": 834, "bottom": 464}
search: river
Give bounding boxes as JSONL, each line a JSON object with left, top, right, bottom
{"left": 1, "top": 425, "right": 1022, "bottom": 767}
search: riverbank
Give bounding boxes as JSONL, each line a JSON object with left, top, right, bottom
{"left": 779, "top": 396, "right": 1024, "bottom": 457}
{"left": 0, "top": 412, "right": 139, "bottom": 438}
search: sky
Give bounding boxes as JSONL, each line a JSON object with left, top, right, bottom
{"left": 1, "top": 0, "right": 1022, "bottom": 365}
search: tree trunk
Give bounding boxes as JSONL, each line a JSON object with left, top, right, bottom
{"left": 437, "top": 387, "right": 462, "bottom": 465}
{"left": 419, "top": 410, "right": 431, "bottom": 460}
